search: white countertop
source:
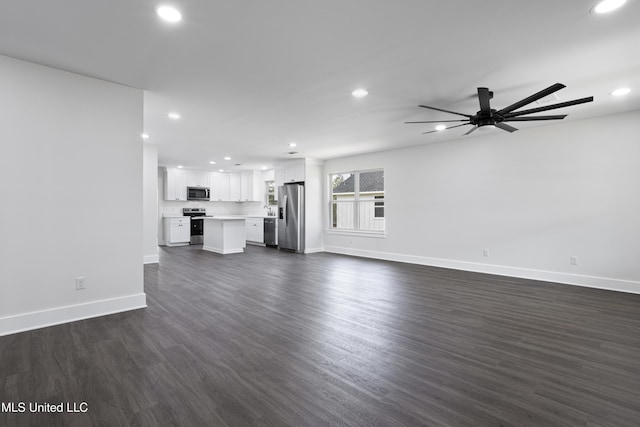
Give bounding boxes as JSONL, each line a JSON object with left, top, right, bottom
{"left": 202, "top": 216, "right": 246, "bottom": 220}
{"left": 164, "top": 214, "right": 275, "bottom": 219}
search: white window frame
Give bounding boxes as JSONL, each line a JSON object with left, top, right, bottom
{"left": 328, "top": 169, "right": 385, "bottom": 236}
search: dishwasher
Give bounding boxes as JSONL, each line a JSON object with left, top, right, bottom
{"left": 263, "top": 217, "right": 277, "bottom": 247}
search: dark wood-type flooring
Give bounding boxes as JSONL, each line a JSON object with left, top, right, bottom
{"left": 2, "top": 245, "right": 640, "bottom": 426}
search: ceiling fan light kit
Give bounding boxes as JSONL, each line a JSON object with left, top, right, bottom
{"left": 407, "top": 83, "right": 594, "bottom": 135}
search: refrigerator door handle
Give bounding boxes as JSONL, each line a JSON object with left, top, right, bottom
{"left": 282, "top": 194, "right": 288, "bottom": 225}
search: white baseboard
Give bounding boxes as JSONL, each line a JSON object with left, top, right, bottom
{"left": 0, "top": 293, "right": 147, "bottom": 337}
{"left": 143, "top": 254, "right": 159, "bottom": 264}
{"left": 324, "top": 246, "right": 640, "bottom": 295}
{"left": 304, "top": 247, "right": 324, "bottom": 254}
{"left": 202, "top": 245, "right": 244, "bottom": 254}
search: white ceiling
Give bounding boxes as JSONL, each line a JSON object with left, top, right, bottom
{"left": 2, "top": 1, "right": 639, "bottom": 171}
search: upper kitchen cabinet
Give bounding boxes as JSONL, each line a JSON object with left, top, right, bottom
{"left": 285, "top": 162, "right": 305, "bottom": 183}
{"left": 164, "top": 168, "right": 187, "bottom": 201}
{"left": 163, "top": 168, "right": 261, "bottom": 203}
{"left": 210, "top": 172, "right": 230, "bottom": 201}
{"left": 229, "top": 173, "right": 241, "bottom": 201}
{"left": 275, "top": 160, "right": 305, "bottom": 186}
{"left": 241, "top": 171, "right": 262, "bottom": 202}
{"left": 229, "top": 171, "right": 260, "bottom": 202}
{"left": 186, "top": 170, "right": 210, "bottom": 188}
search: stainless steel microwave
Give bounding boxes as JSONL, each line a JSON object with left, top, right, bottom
{"left": 187, "top": 187, "right": 210, "bottom": 201}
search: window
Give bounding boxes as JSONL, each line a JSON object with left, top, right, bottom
{"left": 266, "top": 180, "right": 276, "bottom": 205}
{"left": 330, "top": 169, "right": 384, "bottom": 232}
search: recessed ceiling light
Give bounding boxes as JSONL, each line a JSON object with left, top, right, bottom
{"left": 435, "top": 124, "right": 447, "bottom": 131}
{"left": 141, "top": 133, "right": 150, "bottom": 139}
{"left": 218, "top": 169, "right": 224, "bottom": 172}
{"left": 289, "top": 142, "right": 297, "bottom": 147}
{"left": 177, "top": 165, "right": 184, "bottom": 168}
{"left": 167, "top": 112, "right": 181, "bottom": 120}
{"left": 209, "top": 161, "right": 216, "bottom": 164}
{"left": 224, "top": 156, "right": 231, "bottom": 161}
{"left": 261, "top": 166, "right": 268, "bottom": 170}
{"left": 592, "top": 0, "right": 626, "bottom": 14}
{"left": 157, "top": 6, "right": 182, "bottom": 22}
{"left": 352, "top": 88, "right": 369, "bottom": 98}
{"left": 611, "top": 87, "right": 631, "bottom": 96}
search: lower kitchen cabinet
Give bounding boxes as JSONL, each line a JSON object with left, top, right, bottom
{"left": 164, "top": 217, "right": 190, "bottom": 246}
{"left": 245, "top": 217, "right": 264, "bottom": 245}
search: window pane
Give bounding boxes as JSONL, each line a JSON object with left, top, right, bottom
{"left": 331, "top": 201, "right": 355, "bottom": 229}
{"left": 331, "top": 173, "right": 355, "bottom": 200}
{"left": 359, "top": 170, "right": 384, "bottom": 194}
{"left": 374, "top": 195, "right": 384, "bottom": 218}
{"left": 266, "top": 180, "right": 276, "bottom": 206}
{"left": 358, "top": 200, "right": 385, "bottom": 231}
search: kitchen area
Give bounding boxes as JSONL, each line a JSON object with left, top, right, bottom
{"left": 159, "top": 158, "right": 323, "bottom": 255}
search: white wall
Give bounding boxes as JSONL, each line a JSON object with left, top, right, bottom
{"left": 143, "top": 143, "right": 159, "bottom": 263}
{"left": 304, "top": 159, "right": 325, "bottom": 253}
{"left": 324, "top": 110, "right": 640, "bottom": 293}
{"left": 0, "top": 55, "right": 146, "bottom": 335}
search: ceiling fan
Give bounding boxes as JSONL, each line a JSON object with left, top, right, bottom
{"left": 406, "top": 83, "right": 593, "bottom": 135}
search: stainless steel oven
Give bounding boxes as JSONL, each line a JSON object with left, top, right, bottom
{"left": 183, "top": 208, "right": 207, "bottom": 244}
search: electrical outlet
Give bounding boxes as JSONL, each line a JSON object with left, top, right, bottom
{"left": 570, "top": 256, "right": 578, "bottom": 266}
{"left": 75, "top": 276, "right": 86, "bottom": 290}
{"left": 483, "top": 248, "right": 490, "bottom": 257}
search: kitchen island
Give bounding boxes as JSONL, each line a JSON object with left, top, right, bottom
{"left": 201, "top": 217, "right": 246, "bottom": 254}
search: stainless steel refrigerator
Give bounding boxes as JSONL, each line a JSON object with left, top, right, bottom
{"left": 278, "top": 183, "right": 305, "bottom": 253}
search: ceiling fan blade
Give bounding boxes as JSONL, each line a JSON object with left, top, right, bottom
{"left": 405, "top": 119, "right": 468, "bottom": 124}
{"left": 497, "top": 83, "right": 566, "bottom": 115}
{"left": 478, "top": 87, "right": 491, "bottom": 114}
{"left": 495, "top": 122, "right": 518, "bottom": 133}
{"left": 464, "top": 126, "right": 478, "bottom": 135}
{"left": 502, "top": 97, "right": 594, "bottom": 118}
{"left": 503, "top": 115, "right": 567, "bottom": 121}
{"left": 422, "top": 123, "right": 470, "bottom": 134}
{"left": 419, "top": 105, "right": 472, "bottom": 118}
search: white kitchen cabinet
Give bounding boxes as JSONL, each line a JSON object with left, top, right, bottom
{"left": 284, "top": 162, "right": 305, "bottom": 183}
{"left": 186, "top": 170, "right": 210, "bottom": 188}
{"left": 275, "top": 162, "right": 305, "bottom": 186}
{"left": 210, "top": 172, "right": 230, "bottom": 201}
{"left": 164, "top": 168, "right": 187, "bottom": 201}
{"left": 164, "top": 217, "right": 190, "bottom": 246}
{"left": 229, "top": 173, "right": 241, "bottom": 201}
{"left": 240, "top": 171, "right": 256, "bottom": 201}
{"left": 245, "top": 217, "right": 264, "bottom": 245}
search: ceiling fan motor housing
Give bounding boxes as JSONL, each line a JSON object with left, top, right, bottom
{"left": 473, "top": 109, "right": 502, "bottom": 127}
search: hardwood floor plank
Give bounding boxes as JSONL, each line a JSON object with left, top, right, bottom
{"left": 2, "top": 245, "right": 640, "bottom": 426}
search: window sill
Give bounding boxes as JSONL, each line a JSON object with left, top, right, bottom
{"left": 325, "top": 229, "right": 386, "bottom": 239}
